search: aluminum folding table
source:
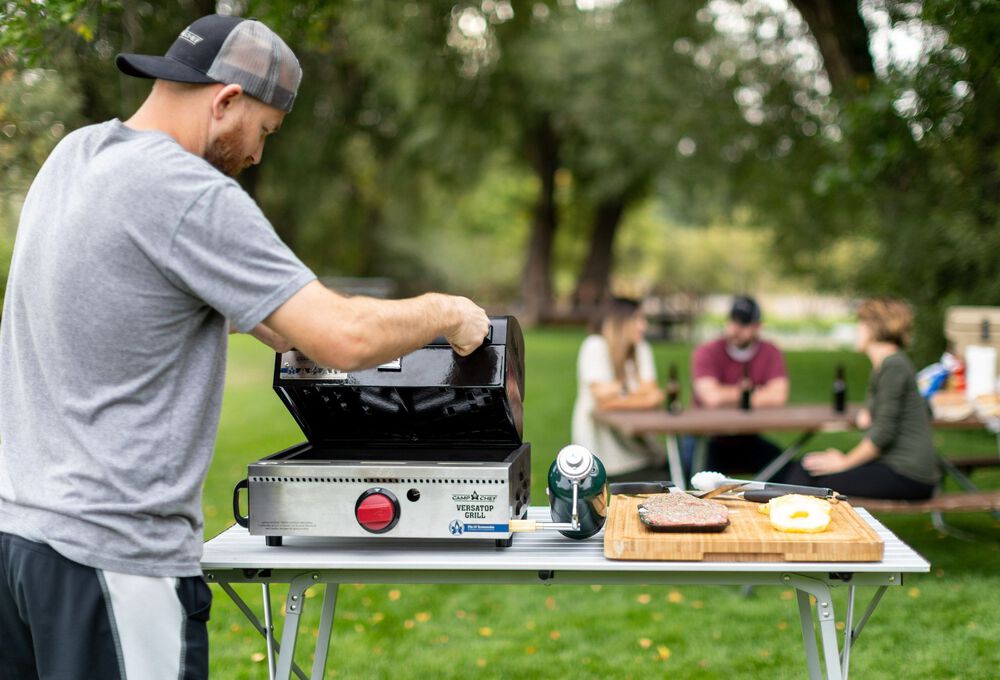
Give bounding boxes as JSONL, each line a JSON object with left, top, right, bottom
{"left": 202, "top": 507, "right": 929, "bottom": 680}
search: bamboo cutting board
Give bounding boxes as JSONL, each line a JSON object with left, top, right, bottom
{"left": 603, "top": 495, "right": 884, "bottom": 562}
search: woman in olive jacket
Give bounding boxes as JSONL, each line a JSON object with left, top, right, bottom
{"left": 785, "top": 298, "right": 941, "bottom": 499}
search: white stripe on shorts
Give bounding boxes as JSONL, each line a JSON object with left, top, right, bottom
{"left": 100, "top": 570, "right": 185, "bottom": 680}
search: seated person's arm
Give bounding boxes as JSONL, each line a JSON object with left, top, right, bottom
{"left": 593, "top": 380, "right": 665, "bottom": 410}
{"left": 261, "top": 281, "right": 488, "bottom": 370}
{"left": 805, "top": 363, "right": 909, "bottom": 476}
{"left": 803, "top": 438, "right": 880, "bottom": 475}
{"left": 845, "top": 438, "right": 880, "bottom": 467}
{"left": 751, "top": 376, "right": 789, "bottom": 408}
{"left": 692, "top": 376, "right": 741, "bottom": 408}
{"left": 855, "top": 407, "right": 872, "bottom": 429}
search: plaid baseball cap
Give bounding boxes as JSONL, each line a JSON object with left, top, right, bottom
{"left": 116, "top": 14, "right": 301, "bottom": 113}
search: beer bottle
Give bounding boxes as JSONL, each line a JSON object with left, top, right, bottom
{"left": 833, "top": 363, "right": 847, "bottom": 414}
{"left": 739, "top": 363, "right": 753, "bottom": 411}
{"left": 665, "top": 363, "right": 682, "bottom": 414}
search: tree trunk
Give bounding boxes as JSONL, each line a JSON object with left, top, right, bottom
{"left": 572, "top": 195, "right": 628, "bottom": 312}
{"left": 520, "top": 117, "right": 559, "bottom": 325}
{"left": 789, "top": 0, "right": 875, "bottom": 97}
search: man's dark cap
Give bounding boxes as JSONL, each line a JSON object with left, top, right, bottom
{"left": 729, "top": 295, "right": 761, "bottom": 325}
{"left": 116, "top": 14, "right": 301, "bottom": 113}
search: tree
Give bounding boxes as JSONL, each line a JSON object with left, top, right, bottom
{"left": 790, "top": 0, "right": 875, "bottom": 96}
{"left": 780, "top": 1, "right": 1000, "bottom": 359}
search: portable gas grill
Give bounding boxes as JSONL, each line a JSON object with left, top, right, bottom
{"left": 232, "top": 316, "right": 530, "bottom": 548}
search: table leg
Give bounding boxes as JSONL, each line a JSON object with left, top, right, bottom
{"left": 796, "top": 589, "right": 823, "bottom": 680}
{"left": 754, "top": 430, "right": 816, "bottom": 482}
{"left": 275, "top": 573, "right": 317, "bottom": 680}
{"left": 216, "top": 582, "right": 309, "bottom": 680}
{"left": 840, "top": 585, "right": 855, "bottom": 680}
{"left": 311, "top": 584, "right": 340, "bottom": 679}
{"left": 815, "top": 591, "right": 843, "bottom": 680}
{"left": 790, "top": 575, "right": 844, "bottom": 680}
{"left": 935, "top": 456, "right": 1000, "bottom": 524}
{"left": 848, "top": 585, "right": 887, "bottom": 647}
{"left": 692, "top": 437, "right": 708, "bottom": 476}
{"left": 263, "top": 583, "right": 276, "bottom": 680}
{"left": 666, "top": 435, "right": 686, "bottom": 489}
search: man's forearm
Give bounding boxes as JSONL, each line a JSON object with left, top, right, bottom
{"left": 694, "top": 383, "right": 741, "bottom": 408}
{"left": 264, "top": 283, "right": 481, "bottom": 372}
{"left": 248, "top": 323, "right": 293, "bottom": 353}
{"left": 309, "top": 293, "right": 465, "bottom": 370}
{"left": 336, "top": 293, "right": 461, "bottom": 364}
{"left": 263, "top": 280, "right": 490, "bottom": 371}
{"left": 751, "top": 379, "right": 789, "bottom": 408}
{"left": 751, "top": 387, "right": 787, "bottom": 408}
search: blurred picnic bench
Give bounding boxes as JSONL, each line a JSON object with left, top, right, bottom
{"left": 640, "top": 295, "right": 698, "bottom": 342}
{"left": 851, "top": 442, "right": 1000, "bottom": 538}
{"left": 538, "top": 294, "right": 699, "bottom": 342}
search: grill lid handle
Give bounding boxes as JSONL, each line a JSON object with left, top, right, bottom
{"left": 232, "top": 478, "right": 249, "bottom": 528}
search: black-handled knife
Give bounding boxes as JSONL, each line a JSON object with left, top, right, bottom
{"left": 609, "top": 480, "right": 675, "bottom": 495}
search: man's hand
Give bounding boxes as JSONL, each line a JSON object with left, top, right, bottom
{"left": 802, "top": 448, "right": 848, "bottom": 476}
{"left": 444, "top": 296, "right": 490, "bottom": 356}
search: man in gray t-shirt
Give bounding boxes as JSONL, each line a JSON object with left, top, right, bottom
{"left": 0, "top": 15, "right": 488, "bottom": 680}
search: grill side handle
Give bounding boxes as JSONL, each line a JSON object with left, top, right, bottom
{"left": 232, "top": 478, "right": 249, "bottom": 528}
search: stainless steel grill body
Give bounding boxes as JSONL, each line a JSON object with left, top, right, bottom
{"left": 235, "top": 316, "right": 530, "bottom": 546}
{"left": 246, "top": 443, "right": 530, "bottom": 539}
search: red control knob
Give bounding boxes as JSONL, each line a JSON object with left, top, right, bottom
{"left": 355, "top": 489, "right": 400, "bottom": 533}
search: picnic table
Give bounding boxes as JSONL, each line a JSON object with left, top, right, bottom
{"left": 202, "top": 506, "right": 929, "bottom": 680}
{"left": 593, "top": 404, "right": 991, "bottom": 489}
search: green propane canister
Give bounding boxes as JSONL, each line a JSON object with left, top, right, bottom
{"left": 547, "top": 444, "right": 608, "bottom": 539}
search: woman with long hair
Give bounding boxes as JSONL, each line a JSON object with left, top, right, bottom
{"left": 571, "top": 298, "right": 666, "bottom": 479}
{"left": 785, "top": 297, "right": 941, "bottom": 499}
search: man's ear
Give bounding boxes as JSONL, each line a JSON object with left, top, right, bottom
{"left": 211, "top": 84, "right": 244, "bottom": 121}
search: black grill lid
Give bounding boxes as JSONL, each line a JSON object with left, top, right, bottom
{"left": 272, "top": 316, "right": 525, "bottom": 448}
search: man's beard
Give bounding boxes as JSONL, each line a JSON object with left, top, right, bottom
{"left": 205, "top": 126, "right": 249, "bottom": 177}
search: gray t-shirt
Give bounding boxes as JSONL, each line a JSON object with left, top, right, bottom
{"left": 0, "top": 120, "right": 316, "bottom": 576}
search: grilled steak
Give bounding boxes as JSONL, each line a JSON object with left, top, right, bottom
{"left": 637, "top": 492, "right": 730, "bottom": 532}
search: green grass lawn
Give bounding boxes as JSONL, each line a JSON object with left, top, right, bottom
{"left": 205, "top": 329, "right": 1000, "bottom": 679}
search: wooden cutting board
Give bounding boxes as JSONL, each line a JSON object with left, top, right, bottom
{"left": 603, "top": 495, "right": 884, "bottom": 562}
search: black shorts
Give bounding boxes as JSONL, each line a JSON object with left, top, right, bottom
{"left": 784, "top": 461, "right": 936, "bottom": 500}
{"left": 0, "top": 532, "right": 211, "bottom": 680}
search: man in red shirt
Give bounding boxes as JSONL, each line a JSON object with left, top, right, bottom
{"left": 684, "top": 296, "right": 790, "bottom": 477}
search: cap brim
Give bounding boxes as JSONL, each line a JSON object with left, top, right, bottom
{"left": 116, "top": 53, "right": 219, "bottom": 84}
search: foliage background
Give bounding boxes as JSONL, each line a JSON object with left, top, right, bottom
{"left": 5, "top": 1, "right": 1000, "bottom": 361}
{"left": 3, "top": 3, "right": 1000, "bottom": 675}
